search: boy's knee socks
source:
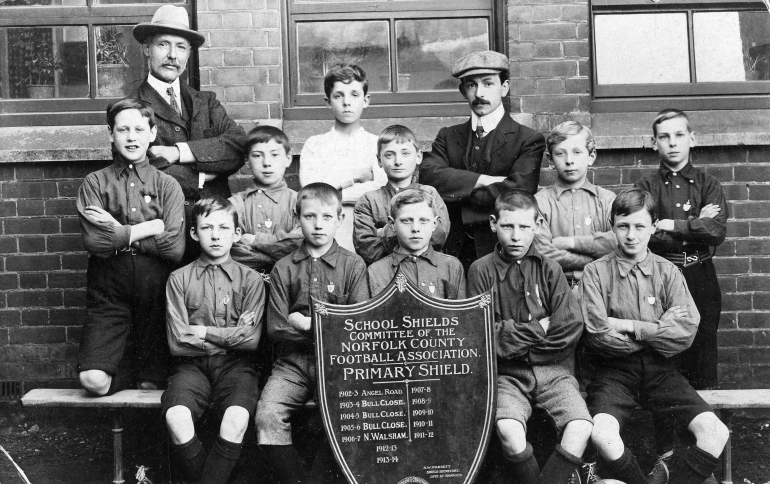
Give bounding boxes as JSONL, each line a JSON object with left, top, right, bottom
{"left": 199, "top": 436, "right": 243, "bottom": 484}
{"left": 505, "top": 442, "right": 539, "bottom": 484}
{"left": 171, "top": 434, "right": 207, "bottom": 482}
{"left": 672, "top": 445, "right": 720, "bottom": 484}
{"left": 537, "top": 444, "right": 582, "bottom": 484}
{"left": 261, "top": 444, "right": 306, "bottom": 484}
{"left": 604, "top": 447, "right": 647, "bottom": 484}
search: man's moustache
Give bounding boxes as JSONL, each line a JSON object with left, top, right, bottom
{"left": 472, "top": 100, "right": 490, "bottom": 106}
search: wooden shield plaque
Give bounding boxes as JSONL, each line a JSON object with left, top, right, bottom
{"left": 312, "top": 271, "right": 495, "bottom": 484}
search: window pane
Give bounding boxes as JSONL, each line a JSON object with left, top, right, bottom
{"left": 694, "top": 11, "right": 770, "bottom": 82}
{"left": 296, "top": 21, "right": 390, "bottom": 93}
{"left": 0, "top": 0, "right": 86, "bottom": 6}
{"left": 96, "top": 0, "right": 185, "bottom": 4}
{"left": 594, "top": 13, "right": 690, "bottom": 85}
{"left": 395, "top": 18, "right": 488, "bottom": 92}
{"left": 2, "top": 26, "right": 89, "bottom": 99}
{"left": 95, "top": 25, "right": 147, "bottom": 97}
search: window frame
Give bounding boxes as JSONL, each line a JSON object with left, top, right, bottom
{"left": 589, "top": 0, "right": 770, "bottom": 112}
{"left": 282, "top": 0, "right": 506, "bottom": 120}
{"left": 0, "top": 1, "right": 198, "bottom": 127}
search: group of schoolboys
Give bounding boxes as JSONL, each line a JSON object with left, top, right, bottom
{"left": 76, "top": 50, "right": 729, "bottom": 484}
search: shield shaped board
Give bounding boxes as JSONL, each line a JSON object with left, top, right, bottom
{"left": 312, "top": 271, "right": 496, "bottom": 484}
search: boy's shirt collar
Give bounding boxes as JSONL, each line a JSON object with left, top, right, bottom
{"left": 192, "top": 256, "right": 236, "bottom": 280}
{"left": 659, "top": 160, "right": 695, "bottom": 180}
{"left": 614, "top": 249, "right": 654, "bottom": 278}
{"left": 329, "top": 126, "right": 365, "bottom": 138}
{"left": 492, "top": 243, "right": 542, "bottom": 281}
{"left": 554, "top": 178, "right": 598, "bottom": 199}
{"left": 390, "top": 245, "right": 439, "bottom": 267}
{"left": 384, "top": 181, "right": 419, "bottom": 196}
{"left": 112, "top": 156, "right": 151, "bottom": 183}
{"left": 243, "top": 180, "right": 288, "bottom": 203}
{"left": 292, "top": 240, "right": 340, "bottom": 268}
{"left": 471, "top": 103, "right": 505, "bottom": 135}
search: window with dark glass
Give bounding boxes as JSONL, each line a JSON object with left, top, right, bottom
{"left": 590, "top": 0, "right": 770, "bottom": 110}
{"left": 284, "top": 0, "right": 504, "bottom": 117}
{"left": 0, "top": 0, "right": 194, "bottom": 126}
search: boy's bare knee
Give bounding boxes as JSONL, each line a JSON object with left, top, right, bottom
{"left": 79, "top": 370, "right": 111, "bottom": 396}
{"left": 690, "top": 412, "right": 729, "bottom": 457}
{"left": 220, "top": 406, "right": 250, "bottom": 443}
{"left": 166, "top": 405, "right": 195, "bottom": 444}
{"left": 496, "top": 419, "right": 528, "bottom": 458}
{"left": 591, "top": 413, "right": 624, "bottom": 460}
{"left": 561, "top": 419, "right": 593, "bottom": 457}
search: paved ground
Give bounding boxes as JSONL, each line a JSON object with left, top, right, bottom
{"left": 1, "top": 403, "right": 769, "bottom": 484}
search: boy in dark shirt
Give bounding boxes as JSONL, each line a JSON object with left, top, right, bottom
{"left": 229, "top": 126, "right": 303, "bottom": 275}
{"left": 468, "top": 189, "right": 592, "bottom": 484}
{"left": 163, "top": 196, "right": 265, "bottom": 484}
{"left": 255, "top": 183, "right": 368, "bottom": 484}
{"left": 367, "top": 188, "right": 465, "bottom": 299}
{"left": 634, "top": 109, "right": 728, "bottom": 482}
{"left": 579, "top": 188, "right": 728, "bottom": 484}
{"left": 77, "top": 98, "right": 185, "bottom": 395}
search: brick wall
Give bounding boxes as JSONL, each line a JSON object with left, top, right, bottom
{"left": 507, "top": 0, "right": 590, "bottom": 131}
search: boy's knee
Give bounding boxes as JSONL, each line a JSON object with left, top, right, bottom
{"left": 79, "top": 370, "right": 111, "bottom": 396}
{"left": 166, "top": 405, "right": 195, "bottom": 444}
{"left": 221, "top": 406, "right": 250, "bottom": 442}
{"left": 590, "top": 414, "right": 621, "bottom": 451}
{"left": 496, "top": 419, "right": 528, "bottom": 458}
{"left": 690, "top": 412, "right": 729, "bottom": 454}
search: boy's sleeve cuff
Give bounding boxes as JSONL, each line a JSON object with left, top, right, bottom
{"left": 115, "top": 225, "right": 131, "bottom": 248}
{"left": 633, "top": 320, "right": 659, "bottom": 341}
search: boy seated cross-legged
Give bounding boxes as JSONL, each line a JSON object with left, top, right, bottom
{"left": 229, "top": 126, "right": 303, "bottom": 276}
{"left": 468, "top": 189, "right": 592, "bottom": 484}
{"left": 578, "top": 188, "right": 729, "bottom": 484}
{"left": 77, "top": 99, "right": 185, "bottom": 396}
{"left": 163, "top": 196, "right": 266, "bottom": 484}
{"left": 255, "top": 183, "right": 369, "bottom": 484}
{"left": 367, "top": 188, "right": 465, "bottom": 299}
{"left": 354, "top": 124, "right": 450, "bottom": 266}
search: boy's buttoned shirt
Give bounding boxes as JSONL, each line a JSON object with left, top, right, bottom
{"left": 634, "top": 161, "right": 728, "bottom": 253}
{"left": 77, "top": 157, "right": 185, "bottom": 262}
{"left": 534, "top": 180, "right": 616, "bottom": 277}
{"left": 353, "top": 182, "right": 450, "bottom": 265}
{"left": 166, "top": 257, "right": 265, "bottom": 357}
{"left": 367, "top": 246, "right": 466, "bottom": 299}
{"left": 578, "top": 250, "right": 700, "bottom": 359}
{"left": 468, "top": 245, "right": 582, "bottom": 370}
{"left": 229, "top": 181, "right": 303, "bottom": 272}
{"left": 268, "top": 241, "right": 368, "bottom": 349}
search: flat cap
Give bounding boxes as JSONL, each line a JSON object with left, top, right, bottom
{"left": 451, "top": 50, "right": 509, "bottom": 79}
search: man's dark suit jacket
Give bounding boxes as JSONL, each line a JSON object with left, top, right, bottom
{"left": 420, "top": 113, "right": 546, "bottom": 263}
{"left": 128, "top": 79, "right": 247, "bottom": 202}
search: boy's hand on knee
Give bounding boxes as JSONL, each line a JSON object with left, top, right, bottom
{"left": 288, "top": 312, "right": 312, "bottom": 332}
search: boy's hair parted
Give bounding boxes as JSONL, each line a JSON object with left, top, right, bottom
{"left": 493, "top": 189, "right": 539, "bottom": 219}
{"left": 390, "top": 188, "right": 435, "bottom": 219}
{"left": 652, "top": 108, "right": 691, "bottom": 136}
{"left": 106, "top": 98, "right": 156, "bottom": 131}
{"left": 377, "top": 124, "right": 420, "bottom": 156}
{"left": 244, "top": 125, "right": 291, "bottom": 155}
{"left": 191, "top": 196, "right": 239, "bottom": 229}
{"left": 296, "top": 182, "right": 343, "bottom": 216}
{"left": 547, "top": 120, "right": 595, "bottom": 157}
{"left": 323, "top": 64, "right": 369, "bottom": 98}
{"left": 610, "top": 188, "right": 658, "bottom": 225}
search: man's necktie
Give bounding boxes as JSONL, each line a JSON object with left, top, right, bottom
{"left": 476, "top": 124, "right": 485, "bottom": 139}
{"left": 166, "top": 86, "right": 182, "bottom": 117}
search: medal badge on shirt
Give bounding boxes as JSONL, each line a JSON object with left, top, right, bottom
{"left": 428, "top": 282, "right": 436, "bottom": 294}
{"left": 264, "top": 218, "right": 273, "bottom": 229}
{"left": 683, "top": 200, "right": 691, "bottom": 212}
{"left": 221, "top": 293, "right": 230, "bottom": 305}
{"left": 327, "top": 281, "right": 335, "bottom": 293}
{"left": 647, "top": 296, "right": 656, "bottom": 305}
{"left": 584, "top": 215, "right": 592, "bottom": 226}
{"left": 144, "top": 195, "right": 152, "bottom": 204}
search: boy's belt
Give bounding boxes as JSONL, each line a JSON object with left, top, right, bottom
{"left": 115, "top": 247, "right": 140, "bottom": 256}
{"left": 661, "top": 248, "right": 712, "bottom": 268}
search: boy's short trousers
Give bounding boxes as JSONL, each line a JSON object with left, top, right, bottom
{"left": 586, "top": 349, "right": 713, "bottom": 430}
{"left": 255, "top": 350, "right": 315, "bottom": 445}
{"left": 161, "top": 354, "right": 260, "bottom": 420}
{"left": 496, "top": 361, "right": 592, "bottom": 432}
{"left": 77, "top": 253, "right": 174, "bottom": 383}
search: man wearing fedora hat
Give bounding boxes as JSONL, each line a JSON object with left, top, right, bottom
{"left": 128, "top": 5, "right": 247, "bottom": 265}
{"left": 420, "top": 50, "right": 545, "bottom": 271}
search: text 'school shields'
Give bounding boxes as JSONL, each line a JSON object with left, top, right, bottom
{"left": 312, "top": 270, "right": 496, "bottom": 484}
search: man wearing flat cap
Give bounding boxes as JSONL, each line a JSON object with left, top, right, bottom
{"left": 420, "top": 50, "right": 545, "bottom": 270}
{"left": 128, "top": 5, "right": 247, "bottom": 264}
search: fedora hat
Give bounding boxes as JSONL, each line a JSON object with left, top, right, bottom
{"left": 133, "top": 5, "right": 205, "bottom": 48}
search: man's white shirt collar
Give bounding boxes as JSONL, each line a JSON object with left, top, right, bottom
{"left": 471, "top": 103, "right": 505, "bottom": 137}
{"left": 147, "top": 73, "right": 181, "bottom": 113}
